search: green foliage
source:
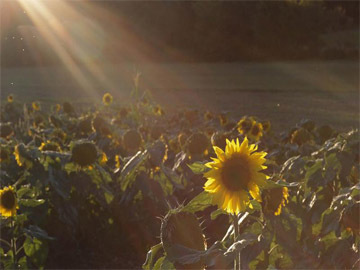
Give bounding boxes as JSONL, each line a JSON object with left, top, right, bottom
{"left": 1, "top": 93, "right": 359, "bottom": 269}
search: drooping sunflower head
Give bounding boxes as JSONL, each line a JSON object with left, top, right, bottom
{"left": 53, "top": 104, "right": 61, "bottom": 113}
{"left": 7, "top": 94, "right": 14, "bottom": 103}
{"left": 102, "top": 93, "right": 113, "bottom": 106}
{"left": 290, "top": 128, "right": 313, "bottom": 146}
{"left": 33, "top": 115, "right": 45, "bottom": 128}
{"left": 161, "top": 208, "right": 206, "bottom": 269}
{"left": 204, "top": 137, "right": 268, "bottom": 214}
{"left": 63, "top": 102, "right": 75, "bottom": 115}
{"left": 211, "top": 131, "right": 229, "bottom": 150}
{"left": 237, "top": 117, "right": 255, "bottom": 135}
{"left": 14, "top": 144, "right": 33, "bottom": 169}
{"left": 261, "top": 186, "right": 289, "bottom": 216}
{"left": 317, "top": 125, "right": 334, "bottom": 143}
{"left": 0, "top": 123, "right": 14, "bottom": 139}
{"left": 300, "top": 119, "right": 316, "bottom": 132}
{"left": 0, "top": 186, "right": 18, "bottom": 217}
{"left": 71, "top": 141, "right": 98, "bottom": 167}
{"left": 78, "top": 116, "right": 94, "bottom": 135}
{"left": 219, "top": 113, "right": 228, "bottom": 126}
{"left": 261, "top": 120, "right": 271, "bottom": 133}
{"left": 186, "top": 132, "right": 209, "bottom": 157}
{"left": 32, "top": 101, "right": 41, "bottom": 111}
{"left": 248, "top": 122, "right": 263, "bottom": 141}
{"left": 122, "top": 129, "right": 142, "bottom": 151}
{"left": 0, "top": 147, "right": 10, "bottom": 163}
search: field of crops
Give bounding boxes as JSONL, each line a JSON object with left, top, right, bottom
{"left": 0, "top": 86, "right": 359, "bottom": 269}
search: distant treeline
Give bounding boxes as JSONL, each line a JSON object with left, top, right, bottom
{"left": 1, "top": 1, "right": 359, "bottom": 66}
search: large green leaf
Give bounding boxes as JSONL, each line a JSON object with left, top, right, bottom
{"left": 187, "top": 162, "right": 209, "bottom": 175}
{"left": 183, "top": 191, "right": 213, "bottom": 213}
{"left": 24, "top": 237, "right": 48, "bottom": 268}
{"left": 143, "top": 243, "right": 163, "bottom": 270}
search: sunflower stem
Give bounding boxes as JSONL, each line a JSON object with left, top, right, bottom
{"left": 11, "top": 219, "right": 17, "bottom": 266}
{"left": 232, "top": 214, "right": 241, "bottom": 270}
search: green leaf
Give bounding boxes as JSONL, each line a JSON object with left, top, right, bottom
{"left": 20, "top": 199, "right": 45, "bottom": 207}
{"left": 187, "top": 162, "right": 209, "bottom": 175}
{"left": 143, "top": 243, "right": 163, "bottom": 270}
{"left": 3, "top": 250, "right": 15, "bottom": 270}
{"left": 263, "top": 180, "right": 299, "bottom": 189}
{"left": 16, "top": 186, "right": 33, "bottom": 199}
{"left": 210, "top": 208, "right": 226, "bottom": 220}
{"left": 183, "top": 191, "right": 213, "bottom": 213}
{"left": 24, "top": 237, "right": 48, "bottom": 268}
{"left": 153, "top": 256, "right": 165, "bottom": 270}
{"left": 121, "top": 151, "right": 148, "bottom": 177}
{"left": 17, "top": 256, "right": 28, "bottom": 270}
{"left": 160, "top": 257, "right": 175, "bottom": 270}
{"left": 24, "top": 225, "right": 55, "bottom": 240}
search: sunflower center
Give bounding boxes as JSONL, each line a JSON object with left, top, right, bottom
{"left": 221, "top": 154, "right": 251, "bottom": 191}
{"left": 1, "top": 190, "right": 16, "bottom": 209}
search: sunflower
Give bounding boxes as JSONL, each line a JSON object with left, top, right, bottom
{"left": 63, "top": 102, "right": 75, "bottom": 115}
{"left": 248, "top": 122, "right": 263, "bottom": 141}
{"left": 261, "top": 120, "right": 271, "bottom": 133}
{"left": 123, "top": 129, "right": 142, "bottom": 151}
{"left": 0, "top": 186, "right": 18, "bottom": 217}
{"left": 7, "top": 94, "right": 14, "bottom": 103}
{"left": 102, "top": 93, "right": 113, "bottom": 106}
{"left": 237, "top": 116, "right": 254, "bottom": 135}
{"left": 54, "top": 104, "right": 61, "bottom": 113}
{"left": 14, "top": 144, "right": 33, "bottom": 169}
{"left": 290, "top": 128, "right": 313, "bottom": 146}
{"left": 203, "top": 138, "right": 268, "bottom": 214}
{"left": 0, "top": 147, "right": 10, "bottom": 163}
{"left": 71, "top": 141, "right": 98, "bottom": 167}
{"left": 219, "top": 113, "right": 228, "bottom": 126}
{"left": 261, "top": 186, "right": 289, "bottom": 216}
{"left": 0, "top": 123, "right": 14, "bottom": 139}
{"left": 186, "top": 132, "right": 209, "bottom": 157}
{"left": 32, "top": 101, "right": 41, "bottom": 111}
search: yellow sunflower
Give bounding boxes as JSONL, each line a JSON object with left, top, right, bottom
{"left": 248, "top": 122, "right": 263, "bottom": 141}
{"left": 102, "top": 93, "right": 113, "bottom": 106}
{"left": 7, "top": 94, "right": 14, "bottom": 103}
{"left": 203, "top": 138, "right": 268, "bottom": 214}
{"left": 14, "top": 144, "right": 33, "bottom": 169}
{"left": 237, "top": 117, "right": 255, "bottom": 135}
{"left": 32, "top": 101, "right": 41, "bottom": 111}
{"left": 261, "top": 186, "right": 289, "bottom": 216}
{"left": 0, "top": 186, "right": 18, "bottom": 217}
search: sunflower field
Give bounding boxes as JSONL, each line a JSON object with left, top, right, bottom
{"left": 0, "top": 89, "right": 359, "bottom": 269}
